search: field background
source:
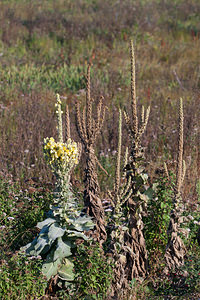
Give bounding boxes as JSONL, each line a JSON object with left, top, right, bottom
{"left": 0, "top": 0, "right": 200, "bottom": 299}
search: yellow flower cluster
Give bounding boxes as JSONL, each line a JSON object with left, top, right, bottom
{"left": 43, "top": 137, "right": 79, "bottom": 168}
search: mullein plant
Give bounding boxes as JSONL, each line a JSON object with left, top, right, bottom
{"left": 164, "top": 98, "right": 187, "bottom": 272}
{"left": 107, "top": 109, "right": 132, "bottom": 293}
{"left": 123, "top": 41, "right": 151, "bottom": 279}
{"left": 75, "top": 64, "right": 107, "bottom": 243}
{"left": 21, "top": 94, "right": 94, "bottom": 288}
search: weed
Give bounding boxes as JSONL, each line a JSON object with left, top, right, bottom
{"left": 72, "top": 242, "right": 113, "bottom": 299}
{"left": 144, "top": 174, "right": 174, "bottom": 271}
{"left": 0, "top": 254, "right": 46, "bottom": 300}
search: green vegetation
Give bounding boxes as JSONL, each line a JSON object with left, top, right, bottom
{"left": 0, "top": 0, "right": 200, "bottom": 299}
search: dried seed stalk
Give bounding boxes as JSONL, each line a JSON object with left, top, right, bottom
{"left": 164, "top": 162, "right": 170, "bottom": 181}
{"left": 176, "top": 98, "right": 184, "bottom": 197}
{"left": 107, "top": 110, "right": 131, "bottom": 294}
{"left": 123, "top": 41, "right": 150, "bottom": 279}
{"left": 130, "top": 40, "right": 138, "bottom": 136}
{"left": 165, "top": 98, "right": 187, "bottom": 272}
{"left": 115, "top": 109, "right": 122, "bottom": 195}
{"left": 75, "top": 65, "right": 107, "bottom": 243}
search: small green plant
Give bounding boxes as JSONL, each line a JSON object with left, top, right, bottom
{"left": 143, "top": 174, "right": 174, "bottom": 269}
{"left": 129, "top": 278, "right": 151, "bottom": 299}
{"left": 180, "top": 251, "right": 200, "bottom": 293}
{"left": 0, "top": 175, "right": 53, "bottom": 253}
{"left": 0, "top": 254, "right": 46, "bottom": 300}
{"left": 21, "top": 94, "right": 94, "bottom": 287}
{"left": 72, "top": 242, "right": 113, "bottom": 299}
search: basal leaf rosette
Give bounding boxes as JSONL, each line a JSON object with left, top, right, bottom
{"left": 43, "top": 137, "right": 78, "bottom": 172}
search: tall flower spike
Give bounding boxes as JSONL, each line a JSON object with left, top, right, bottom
{"left": 56, "top": 93, "right": 63, "bottom": 143}
{"left": 138, "top": 106, "right": 150, "bottom": 137}
{"left": 181, "top": 160, "right": 186, "bottom": 186}
{"left": 115, "top": 109, "right": 122, "bottom": 195}
{"left": 130, "top": 40, "right": 138, "bottom": 136}
{"left": 75, "top": 64, "right": 107, "bottom": 243}
{"left": 22, "top": 94, "right": 94, "bottom": 287}
{"left": 164, "top": 162, "right": 170, "bottom": 181}
{"left": 176, "top": 98, "right": 184, "bottom": 197}
{"left": 75, "top": 101, "right": 87, "bottom": 145}
{"left": 65, "top": 104, "right": 71, "bottom": 141}
{"left": 164, "top": 98, "right": 186, "bottom": 273}
{"left": 121, "top": 41, "right": 150, "bottom": 280}
{"left": 86, "top": 64, "right": 92, "bottom": 140}
{"left": 122, "top": 147, "right": 129, "bottom": 178}
{"left": 141, "top": 105, "right": 145, "bottom": 123}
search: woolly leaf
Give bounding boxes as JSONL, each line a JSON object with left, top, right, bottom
{"left": 42, "top": 259, "right": 62, "bottom": 280}
{"left": 37, "top": 218, "right": 56, "bottom": 229}
{"left": 34, "top": 234, "right": 50, "bottom": 255}
{"left": 53, "top": 237, "right": 72, "bottom": 261}
{"left": 58, "top": 258, "right": 74, "bottom": 281}
{"left": 21, "top": 225, "right": 50, "bottom": 255}
{"left": 67, "top": 230, "right": 89, "bottom": 240}
{"left": 67, "top": 215, "right": 94, "bottom": 232}
{"left": 74, "top": 215, "right": 94, "bottom": 225}
{"left": 48, "top": 223, "right": 65, "bottom": 241}
{"left": 144, "top": 187, "right": 154, "bottom": 200}
{"left": 21, "top": 238, "right": 38, "bottom": 255}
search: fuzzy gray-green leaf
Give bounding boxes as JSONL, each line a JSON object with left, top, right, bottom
{"left": 48, "top": 223, "right": 65, "bottom": 241}
{"left": 67, "top": 230, "right": 89, "bottom": 240}
{"left": 53, "top": 237, "right": 72, "bottom": 261}
{"left": 42, "top": 249, "right": 61, "bottom": 280}
{"left": 58, "top": 258, "right": 74, "bottom": 281}
{"left": 42, "top": 258, "right": 62, "bottom": 280}
{"left": 37, "top": 218, "right": 56, "bottom": 229}
{"left": 34, "top": 235, "right": 50, "bottom": 255}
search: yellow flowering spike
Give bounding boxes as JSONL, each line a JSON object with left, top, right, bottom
{"left": 43, "top": 137, "right": 79, "bottom": 169}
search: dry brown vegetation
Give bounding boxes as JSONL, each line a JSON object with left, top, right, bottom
{"left": 0, "top": 1, "right": 199, "bottom": 203}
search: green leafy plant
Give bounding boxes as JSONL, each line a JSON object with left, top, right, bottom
{"left": 0, "top": 254, "right": 46, "bottom": 300}
{"left": 0, "top": 175, "right": 54, "bottom": 253}
{"left": 144, "top": 174, "right": 174, "bottom": 267}
{"left": 72, "top": 242, "right": 113, "bottom": 299}
{"left": 21, "top": 94, "right": 94, "bottom": 287}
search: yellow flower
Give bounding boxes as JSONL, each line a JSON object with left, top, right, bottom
{"left": 43, "top": 136, "right": 79, "bottom": 168}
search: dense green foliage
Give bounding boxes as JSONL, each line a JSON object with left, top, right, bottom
{"left": 0, "top": 255, "right": 46, "bottom": 300}
{"left": 144, "top": 176, "right": 174, "bottom": 263}
{"left": 73, "top": 242, "right": 113, "bottom": 299}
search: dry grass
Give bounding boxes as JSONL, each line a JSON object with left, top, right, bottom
{"left": 0, "top": 0, "right": 199, "bottom": 212}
